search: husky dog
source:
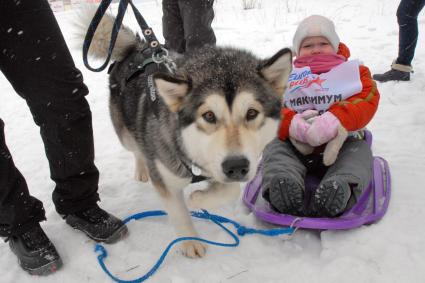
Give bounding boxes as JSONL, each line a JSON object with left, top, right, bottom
{"left": 78, "top": 11, "right": 292, "bottom": 257}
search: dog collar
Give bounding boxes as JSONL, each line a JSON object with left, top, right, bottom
{"left": 190, "top": 163, "right": 209, "bottom": 183}
{"left": 178, "top": 158, "right": 209, "bottom": 183}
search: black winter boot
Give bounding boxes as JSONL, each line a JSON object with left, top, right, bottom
{"left": 8, "top": 223, "right": 62, "bottom": 275}
{"left": 266, "top": 177, "right": 305, "bottom": 216}
{"left": 312, "top": 180, "right": 351, "bottom": 217}
{"left": 373, "top": 62, "right": 412, "bottom": 82}
{"left": 64, "top": 205, "right": 128, "bottom": 244}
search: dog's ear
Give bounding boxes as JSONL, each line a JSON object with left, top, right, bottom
{"left": 154, "top": 73, "right": 190, "bottom": 112}
{"left": 258, "top": 48, "right": 292, "bottom": 99}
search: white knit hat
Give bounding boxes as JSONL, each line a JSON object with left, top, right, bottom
{"left": 292, "top": 15, "right": 340, "bottom": 55}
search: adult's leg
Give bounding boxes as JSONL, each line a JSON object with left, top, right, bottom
{"left": 162, "top": 0, "right": 186, "bottom": 53}
{"left": 0, "top": 120, "right": 62, "bottom": 275}
{"left": 396, "top": 0, "right": 425, "bottom": 66}
{"left": 0, "top": 119, "right": 45, "bottom": 237}
{"left": 372, "top": 0, "right": 424, "bottom": 82}
{"left": 178, "top": 0, "right": 216, "bottom": 52}
{"left": 0, "top": 0, "right": 99, "bottom": 217}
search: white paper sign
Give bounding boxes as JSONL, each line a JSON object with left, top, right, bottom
{"left": 284, "top": 60, "right": 362, "bottom": 113}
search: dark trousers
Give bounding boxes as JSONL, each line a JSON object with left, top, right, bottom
{"left": 396, "top": 0, "right": 425, "bottom": 65}
{"left": 162, "top": 0, "right": 216, "bottom": 54}
{"left": 0, "top": 0, "right": 99, "bottom": 237}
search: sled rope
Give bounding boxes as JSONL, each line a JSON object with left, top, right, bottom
{"left": 95, "top": 209, "right": 295, "bottom": 283}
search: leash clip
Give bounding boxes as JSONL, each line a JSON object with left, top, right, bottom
{"left": 152, "top": 47, "right": 177, "bottom": 74}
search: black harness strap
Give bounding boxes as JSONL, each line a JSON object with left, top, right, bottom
{"left": 83, "top": 0, "right": 163, "bottom": 72}
{"left": 127, "top": 1, "right": 161, "bottom": 52}
{"left": 192, "top": 175, "right": 208, "bottom": 183}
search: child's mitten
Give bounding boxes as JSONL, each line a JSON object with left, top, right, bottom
{"left": 306, "top": 112, "right": 341, "bottom": 146}
{"left": 289, "top": 110, "right": 319, "bottom": 143}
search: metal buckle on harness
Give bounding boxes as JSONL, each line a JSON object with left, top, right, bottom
{"left": 152, "top": 47, "right": 177, "bottom": 74}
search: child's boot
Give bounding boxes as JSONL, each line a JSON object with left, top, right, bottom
{"left": 312, "top": 179, "right": 351, "bottom": 217}
{"left": 266, "top": 176, "right": 305, "bottom": 216}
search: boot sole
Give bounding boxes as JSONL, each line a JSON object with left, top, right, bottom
{"left": 313, "top": 181, "right": 351, "bottom": 217}
{"left": 268, "top": 178, "right": 304, "bottom": 215}
{"left": 102, "top": 224, "right": 129, "bottom": 244}
{"left": 375, "top": 78, "right": 410, "bottom": 82}
{"left": 20, "top": 257, "right": 63, "bottom": 276}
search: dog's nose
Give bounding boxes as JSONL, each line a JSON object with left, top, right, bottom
{"left": 222, "top": 156, "right": 250, "bottom": 181}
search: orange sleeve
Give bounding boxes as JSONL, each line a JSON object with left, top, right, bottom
{"left": 328, "top": 65, "right": 380, "bottom": 131}
{"left": 277, "top": 107, "right": 296, "bottom": 141}
{"left": 337, "top": 42, "right": 350, "bottom": 58}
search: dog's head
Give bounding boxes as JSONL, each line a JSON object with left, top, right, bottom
{"left": 154, "top": 46, "right": 292, "bottom": 183}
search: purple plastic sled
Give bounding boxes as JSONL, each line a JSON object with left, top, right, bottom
{"left": 243, "top": 131, "right": 391, "bottom": 230}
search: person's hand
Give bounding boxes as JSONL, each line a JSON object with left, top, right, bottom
{"left": 289, "top": 110, "right": 319, "bottom": 143}
{"left": 305, "top": 112, "right": 341, "bottom": 146}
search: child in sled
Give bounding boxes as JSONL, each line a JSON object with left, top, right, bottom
{"left": 261, "top": 15, "right": 380, "bottom": 217}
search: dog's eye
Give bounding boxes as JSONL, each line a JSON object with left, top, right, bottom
{"left": 246, "top": 108, "right": 259, "bottom": 121}
{"left": 202, "top": 111, "right": 217, "bottom": 123}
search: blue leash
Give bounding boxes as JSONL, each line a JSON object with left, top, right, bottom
{"left": 95, "top": 210, "right": 295, "bottom": 283}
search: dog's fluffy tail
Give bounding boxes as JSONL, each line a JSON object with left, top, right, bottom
{"left": 74, "top": 5, "right": 139, "bottom": 61}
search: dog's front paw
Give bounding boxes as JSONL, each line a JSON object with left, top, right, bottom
{"left": 134, "top": 157, "right": 149, "bottom": 182}
{"left": 181, "top": 240, "right": 207, "bottom": 258}
{"left": 135, "top": 170, "right": 149, "bottom": 182}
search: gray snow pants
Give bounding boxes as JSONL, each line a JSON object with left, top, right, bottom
{"left": 261, "top": 137, "right": 373, "bottom": 210}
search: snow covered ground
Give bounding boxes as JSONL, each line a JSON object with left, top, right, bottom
{"left": 1, "top": 0, "right": 425, "bottom": 282}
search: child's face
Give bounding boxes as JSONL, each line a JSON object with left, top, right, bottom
{"left": 298, "top": 36, "right": 336, "bottom": 57}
